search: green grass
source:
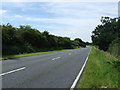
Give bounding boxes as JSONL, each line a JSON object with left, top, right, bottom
{"left": 108, "top": 41, "right": 120, "bottom": 59}
{"left": 2, "top": 48, "right": 77, "bottom": 60}
{"left": 77, "top": 47, "right": 119, "bottom": 88}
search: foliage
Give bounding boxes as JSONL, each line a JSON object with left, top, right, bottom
{"left": 2, "top": 23, "right": 86, "bottom": 55}
{"left": 77, "top": 47, "right": 118, "bottom": 88}
{"left": 85, "top": 42, "right": 92, "bottom": 45}
{"left": 91, "top": 17, "right": 119, "bottom": 51}
{"left": 91, "top": 17, "right": 120, "bottom": 89}
{"left": 74, "top": 38, "right": 86, "bottom": 47}
{"left": 108, "top": 38, "right": 120, "bottom": 59}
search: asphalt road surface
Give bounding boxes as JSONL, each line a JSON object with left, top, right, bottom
{"left": 2, "top": 46, "right": 91, "bottom": 88}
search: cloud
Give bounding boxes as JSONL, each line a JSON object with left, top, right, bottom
{"left": 15, "top": 15, "right": 23, "bottom": 18}
{"left": 42, "top": 2, "right": 118, "bottom": 18}
{"left": 49, "top": 19, "right": 100, "bottom": 41}
{"left": 0, "top": 10, "right": 7, "bottom": 14}
{"left": 118, "top": 1, "right": 120, "bottom": 17}
{"left": 26, "top": 17, "right": 54, "bottom": 22}
{"left": 2, "top": 2, "right": 118, "bottom": 42}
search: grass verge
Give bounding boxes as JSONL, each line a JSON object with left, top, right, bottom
{"left": 2, "top": 48, "right": 77, "bottom": 60}
{"left": 77, "top": 47, "right": 119, "bottom": 88}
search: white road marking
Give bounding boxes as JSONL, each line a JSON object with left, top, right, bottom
{"left": 68, "top": 53, "right": 71, "bottom": 55}
{"left": 70, "top": 48, "right": 91, "bottom": 89}
{"left": 0, "top": 67, "right": 26, "bottom": 76}
{"left": 52, "top": 57, "right": 61, "bottom": 60}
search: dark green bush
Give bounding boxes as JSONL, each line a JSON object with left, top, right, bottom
{"left": 2, "top": 24, "right": 86, "bottom": 55}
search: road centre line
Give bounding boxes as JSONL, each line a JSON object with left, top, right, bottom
{"left": 0, "top": 67, "right": 26, "bottom": 76}
{"left": 68, "top": 53, "right": 71, "bottom": 55}
{"left": 52, "top": 57, "right": 61, "bottom": 60}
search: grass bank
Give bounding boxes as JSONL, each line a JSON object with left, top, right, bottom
{"left": 2, "top": 48, "right": 78, "bottom": 60}
{"left": 77, "top": 47, "right": 119, "bottom": 88}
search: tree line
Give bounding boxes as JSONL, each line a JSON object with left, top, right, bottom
{"left": 2, "top": 23, "right": 86, "bottom": 55}
{"left": 91, "top": 16, "right": 120, "bottom": 58}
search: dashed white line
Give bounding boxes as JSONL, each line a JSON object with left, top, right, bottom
{"left": 52, "top": 57, "right": 61, "bottom": 60}
{"left": 0, "top": 67, "right": 26, "bottom": 76}
{"left": 68, "top": 53, "right": 71, "bottom": 55}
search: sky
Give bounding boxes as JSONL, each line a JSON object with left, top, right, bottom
{"left": 1, "top": 0, "right": 119, "bottom": 42}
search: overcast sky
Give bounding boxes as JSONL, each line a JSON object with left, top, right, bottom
{"left": 1, "top": 1, "right": 118, "bottom": 42}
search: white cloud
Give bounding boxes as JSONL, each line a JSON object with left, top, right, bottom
{"left": 26, "top": 17, "right": 54, "bottom": 22}
{"left": 2, "top": 2, "right": 118, "bottom": 42}
{"left": 0, "top": 10, "right": 7, "bottom": 14}
{"left": 118, "top": 2, "right": 120, "bottom": 17}
{"left": 23, "top": 15, "right": 100, "bottom": 41}
{"left": 15, "top": 15, "right": 23, "bottom": 18}
{"left": 43, "top": 2, "right": 118, "bottom": 18}
{"left": 49, "top": 19, "right": 100, "bottom": 41}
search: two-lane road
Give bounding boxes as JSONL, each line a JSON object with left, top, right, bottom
{"left": 2, "top": 46, "right": 91, "bottom": 88}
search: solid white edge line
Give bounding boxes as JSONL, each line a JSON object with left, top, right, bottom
{"left": 0, "top": 67, "right": 26, "bottom": 76}
{"left": 70, "top": 47, "right": 92, "bottom": 89}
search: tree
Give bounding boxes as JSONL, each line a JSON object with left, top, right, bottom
{"left": 91, "top": 17, "right": 118, "bottom": 51}
{"left": 74, "top": 38, "right": 86, "bottom": 47}
{"left": 2, "top": 23, "right": 86, "bottom": 55}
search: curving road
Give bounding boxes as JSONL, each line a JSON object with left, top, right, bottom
{"left": 2, "top": 46, "right": 91, "bottom": 88}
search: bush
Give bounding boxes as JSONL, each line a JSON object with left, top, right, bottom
{"left": 108, "top": 38, "right": 120, "bottom": 59}
{"left": 2, "top": 24, "right": 86, "bottom": 55}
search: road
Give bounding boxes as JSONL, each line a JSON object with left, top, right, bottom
{"left": 2, "top": 46, "right": 91, "bottom": 88}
